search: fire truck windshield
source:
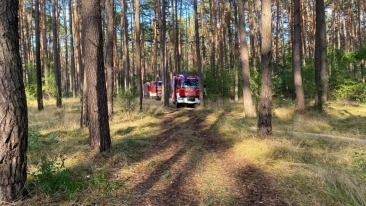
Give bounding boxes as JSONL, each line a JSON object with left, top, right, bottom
{"left": 182, "top": 79, "right": 198, "bottom": 87}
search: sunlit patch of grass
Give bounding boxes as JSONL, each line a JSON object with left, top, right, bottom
{"left": 233, "top": 138, "right": 280, "bottom": 165}
{"left": 194, "top": 154, "right": 236, "bottom": 205}
{"left": 329, "top": 101, "right": 366, "bottom": 116}
{"left": 257, "top": 132, "right": 366, "bottom": 205}
{"left": 273, "top": 107, "right": 295, "bottom": 120}
{"left": 270, "top": 102, "right": 366, "bottom": 138}
{"left": 270, "top": 162, "right": 366, "bottom": 206}
{"left": 203, "top": 112, "right": 220, "bottom": 125}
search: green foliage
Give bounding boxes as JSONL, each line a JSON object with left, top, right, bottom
{"left": 118, "top": 90, "right": 137, "bottom": 112}
{"left": 88, "top": 171, "right": 123, "bottom": 193}
{"left": 333, "top": 81, "right": 366, "bottom": 102}
{"left": 272, "top": 65, "right": 293, "bottom": 99}
{"left": 29, "top": 158, "right": 83, "bottom": 199}
{"left": 44, "top": 71, "right": 57, "bottom": 98}
{"left": 269, "top": 47, "right": 366, "bottom": 102}
{"left": 248, "top": 66, "right": 260, "bottom": 100}
{"left": 303, "top": 58, "right": 316, "bottom": 99}
{"left": 328, "top": 49, "right": 356, "bottom": 88}
{"left": 25, "top": 83, "right": 37, "bottom": 100}
{"left": 203, "top": 63, "right": 260, "bottom": 101}
{"left": 25, "top": 69, "right": 57, "bottom": 99}
{"left": 28, "top": 127, "right": 43, "bottom": 151}
{"left": 352, "top": 152, "right": 366, "bottom": 179}
{"left": 28, "top": 127, "right": 59, "bottom": 152}
{"left": 28, "top": 154, "right": 122, "bottom": 199}
{"left": 161, "top": 170, "right": 173, "bottom": 179}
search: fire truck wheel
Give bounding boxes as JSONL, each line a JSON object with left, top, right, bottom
{"left": 176, "top": 103, "right": 181, "bottom": 108}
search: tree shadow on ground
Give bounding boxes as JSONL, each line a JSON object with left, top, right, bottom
{"left": 233, "top": 164, "right": 292, "bottom": 206}
{"left": 122, "top": 108, "right": 291, "bottom": 205}
{"left": 125, "top": 109, "right": 235, "bottom": 205}
{"left": 26, "top": 105, "right": 291, "bottom": 205}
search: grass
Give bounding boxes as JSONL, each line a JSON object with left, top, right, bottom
{"left": 23, "top": 97, "right": 366, "bottom": 205}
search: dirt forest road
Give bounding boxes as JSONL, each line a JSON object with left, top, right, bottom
{"left": 121, "top": 108, "right": 292, "bottom": 206}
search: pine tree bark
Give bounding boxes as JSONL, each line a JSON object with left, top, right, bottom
{"left": 20, "top": 0, "right": 31, "bottom": 84}
{"left": 81, "top": 0, "right": 111, "bottom": 152}
{"left": 35, "top": 0, "right": 44, "bottom": 110}
{"left": 105, "top": 0, "right": 115, "bottom": 116}
{"left": 74, "top": 0, "right": 82, "bottom": 93}
{"left": 0, "top": 0, "right": 28, "bottom": 201}
{"left": 209, "top": 0, "right": 217, "bottom": 92}
{"left": 121, "top": 0, "right": 130, "bottom": 91}
{"left": 314, "top": 0, "right": 328, "bottom": 112}
{"left": 40, "top": 0, "right": 48, "bottom": 90}
{"left": 238, "top": 0, "right": 256, "bottom": 118}
{"left": 52, "top": 0, "right": 62, "bottom": 107}
{"left": 275, "top": 0, "right": 280, "bottom": 67}
{"left": 257, "top": 0, "right": 273, "bottom": 137}
{"left": 135, "top": 0, "right": 143, "bottom": 111}
{"left": 62, "top": 0, "right": 69, "bottom": 96}
{"left": 69, "top": 0, "right": 76, "bottom": 97}
{"left": 76, "top": 0, "right": 89, "bottom": 128}
{"left": 248, "top": 0, "right": 256, "bottom": 67}
{"left": 157, "top": 0, "right": 168, "bottom": 106}
{"left": 194, "top": 0, "right": 204, "bottom": 107}
{"left": 293, "top": 0, "right": 306, "bottom": 112}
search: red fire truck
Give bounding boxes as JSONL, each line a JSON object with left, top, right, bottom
{"left": 145, "top": 80, "right": 162, "bottom": 100}
{"left": 171, "top": 74, "right": 200, "bottom": 107}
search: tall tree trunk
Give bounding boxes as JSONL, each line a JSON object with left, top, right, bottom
{"left": 275, "top": 0, "right": 280, "bottom": 66}
{"left": 257, "top": 0, "right": 273, "bottom": 137}
{"left": 234, "top": 0, "right": 239, "bottom": 103}
{"left": 69, "top": 0, "right": 76, "bottom": 97}
{"left": 135, "top": 0, "right": 143, "bottom": 111}
{"left": 238, "top": 0, "right": 256, "bottom": 118}
{"left": 172, "top": 0, "right": 178, "bottom": 74}
{"left": 35, "top": 0, "right": 44, "bottom": 110}
{"left": 152, "top": 7, "right": 158, "bottom": 78}
{"left": 287, "top": 0, "right": 293, "bottom": 61}
{"left": 248, "top": 0, "right": 256, "bottom": 67}
{"left": 200, "top": 0, "right": 206, "bottom": 67}
{"left": 301, "top": 0, "right": 307, "bottom": 61}
{"left": 75, "top": 0, "right": 88, "bottom": 127}
{"left": 74, "top": 0, "right": 82, "bottom": 93}
{"left": 315, "top": 0, "right": 328, "bottom": 112}
{"left": 52, "top": 0, "right": 62, "bottom": 107}
{"left": 122, "top": 0, "right": 130, "bottom": 91}
{"left": 194, "top": 0, "right": 204, "bottom": 107}
{"left": 209, "top": 0, "right": 217, "bottom": 94}
{"left": 63, "top": 0, "right": 69, "bottom": 96}
{"left": 219, "top": 1, "right": 225, "bottom": 97}
{"left": 105, "top": 0, "right": 114, "bottom": 116}
{"left": 158, "top": 0, "right": 168, "bottom": 106}
{"left": 81, "top": 0, "right": 111, "bottom": 152}
{"left": 40, "top": 0, "right": 48, "bottom": 90}
{"left": 21, "top": 0, "right": 31, "bottom": 84}
{"left": 227, "top": 2, "right": 233, "bottom": 71}
{"left": 0, "top": 0, "right": 28, "bottom": 201}
{"left": 293, "top": 0, "right": 306, "bottom": 112}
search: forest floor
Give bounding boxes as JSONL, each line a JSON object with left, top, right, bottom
{"left": 122, "top": 109, "right": 290, "bottom": 205}
{"left": 16, "top": 98, "right": 366, "bottom": 205}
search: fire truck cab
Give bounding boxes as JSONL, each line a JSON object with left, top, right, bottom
{"left": 172, "top": 75, "right": 200, "bottom": 107}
